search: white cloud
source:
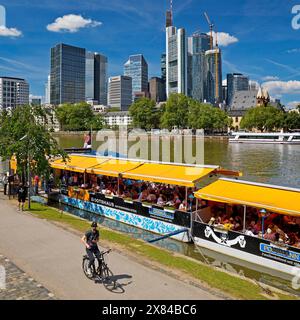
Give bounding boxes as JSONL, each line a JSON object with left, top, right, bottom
{"left": 286, "top": 48, "right": 300, "bottom": 54}
{"left": 262, "top": 76, "right": 279, "bottom": 81}
{"left": 262, "top": 80, "right": 300, "bottom": 95}
{"left": 208, "top": 31, "right": 238, "bottom": 47}
{"left": 286, "top": 101, "right": 300, "bottom": 109}
{"left": 0, "top": 25, "right": 22, "bottom": 37}
{"left": 47, "top": 14, "right": 102, "bottom": 33}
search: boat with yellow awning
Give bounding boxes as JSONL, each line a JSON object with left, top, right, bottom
{"left": 193, "top": 178, "right": 300, "bottom": 275}
{"left": 49, "top": 154, "right": 240, "bottom": 243}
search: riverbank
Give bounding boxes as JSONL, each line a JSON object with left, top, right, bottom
{"left": 11, "top": 198, "right": 298, "bottom": 300}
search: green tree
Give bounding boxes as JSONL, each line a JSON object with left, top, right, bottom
{"left": 160, "top": 93, "right": 189, "bottom": 130}
{"left": 188, "top": 100, "right": 230, "bottom": 131}
{"left": 240, "top": 106, "right": 284, "bottom": 132}
{"left": 55, "top": 103, "right": 104, "bottom": 131}
{"left": 129, "top": 98, "right": 161, "bottom": 130}
{"left": 0, "top": 104, "right": 66, "bottom": 187}
{"left": 282, "top": 111, "right": 300, "bottom": 131}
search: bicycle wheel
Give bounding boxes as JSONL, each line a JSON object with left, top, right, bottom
{"left": 82, "top": 257, "right": 95, "bottom": 280}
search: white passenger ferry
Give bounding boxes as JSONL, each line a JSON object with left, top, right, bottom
{"left": 229, "top": 132, "right": 300, "bottom": 144}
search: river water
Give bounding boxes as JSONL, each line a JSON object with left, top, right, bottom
{"left": 53, "top": 133, "right": 300, "bottom": 295}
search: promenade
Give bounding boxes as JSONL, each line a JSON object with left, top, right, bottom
{"left": 0, "top": 195, "right": 221, "bottom": 300}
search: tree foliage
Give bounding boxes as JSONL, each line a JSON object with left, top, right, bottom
{"left": 0, "top": 105, "right": 66, "bottom": 181}
{"left": 55, "top": 102, "right": 104, "bottom": 131}
{"left": 129, "top": 98, "right": 161, "bottom": 130}
{"left": 188, "top": 100, "right": 230, "bottom": 131}
{"left": 240, "top": 105, "right": 300, "bottom": 132}
{"left": 160, "top": 94, "right": 189, "bottom": 130}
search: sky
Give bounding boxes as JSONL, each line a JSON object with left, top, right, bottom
{"left": 1, "top": 0, "right": 300, "bottom": 108}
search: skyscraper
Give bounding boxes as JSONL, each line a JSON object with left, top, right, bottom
{"left": 188, "top": 32, "right": 210, "bottom": 102}
{"left": 50, "top": 43, "right": 86, "bottom": 105}
{"left": 86, "top": 52, "right": 108, "bottom": 105}
{"left": 149, "top": 77, "right": 166, "bottom": 103}
{"left": 44, "top": 75, "right": 51, "bottom": 105}
{"left": 227, "top": 73, "right": 249, "bottom": 106}
{"left": 108, "top": 76, "right": 132, "bottom": 111}
{"left": 166, "top": 26, "right": 187, "bottom": 97}
{"left": 161, "top": 53, "right": 166, "bottom": 83}
{"left": 205, "top": 47, "right": 222, "bottom": 104}
{"left": 124, "top": 54, "right": 148, "bottom": 101}
{"left": 0, "top": 77, "right": 29, "bottom": 110}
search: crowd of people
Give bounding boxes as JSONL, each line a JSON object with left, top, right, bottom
{"left": 60, "top": 171, "right": 196, "bottom": 212}
{"left": 206, "top": 202, "right": 300, "bottom": 248}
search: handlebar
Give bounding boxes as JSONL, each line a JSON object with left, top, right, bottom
{"left": 100, "top": 249, "right": 111, "bottom": 255}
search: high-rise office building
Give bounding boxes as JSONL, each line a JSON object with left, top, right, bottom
{"left": 50, "top": 43, "right": 86, "bottom": 105}
{"left": 44, "top": 75, "right": 51, "bottom": 105}
{"left": 124, "top": 54, "right": 148, "bottom": 101}
{"left": 0, "top": 77, "right": 29, "bottom": 110}
{"left": 161, "top": 53, "right": 166, "bottom": 83}
{"left": 205, "top": 48, "right": 222, "bottom": 104}
{"left": 227, "top": 73, "right": 249, "bottom": 106}
{"left": 166, "top": 26, "right": 187, "bottom": 97}
{"left": 108, "top": 76, "right": 132, "bottom": 111}
{"left": 149, "top": 77, "right": 166, "bottom": 103}
{"left": 187, "top": 32, "right": 210, "bottom": 102}
{"left": 86, "top": 52, "right": 108, "bottom": 105}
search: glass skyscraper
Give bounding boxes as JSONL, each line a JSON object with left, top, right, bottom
{"left": 85, "top": 52, "right": 108, "bottom": 105}
{"left": 124, "top": 54, "right": 148, "bottom": 100}
{"left": 227, "top": 73, "right": 249, "bottom": 107}
{"left": 161, "top": 53, "right": 166, "bottom": 83}
{"left": 205, "top": 48, "right": 222, "bottom": 104}
{"left": 188, "top": 33, "right": 210, "bottom": 102}
{"left": 166, "top": 26, "right": 187, "bottom": 97}
{"left": 50, "top": 43, "right": 86, "bottom": 105}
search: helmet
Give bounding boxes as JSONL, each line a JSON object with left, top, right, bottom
{"left": 91, "top": 222, "right": 97, "bottom": 228}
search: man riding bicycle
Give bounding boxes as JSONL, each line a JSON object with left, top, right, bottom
{"left": 81, "top": 222, "right": 101, "bottom": 277}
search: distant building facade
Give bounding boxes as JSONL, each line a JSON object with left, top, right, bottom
{"left": 205, "top": 48, "right": 222, "bottom": 104}
{"left": 86, "top": 52, "right": 108, "bottom": 105}
{"left": 44, "top": 75, "right": 51, "bottom": 105}
{"left": 0, "top": 76, "right": 29, "bottom": 110}
{"left": 104, "top": 111, "right": 133, "bottom": 127}
{"left": 50, "top": 43, "right": 86, "bottom": 105}
{"left": 166, "top": 26, "right": 187, "bottom": 97}
{"left": 227, "top": 73, "right": 249, "bottom": 107}
{"left": 124, "top": 54, "right": 148, "bottom": 101}
{"left": 108, "top": 76, "right": 132, "bottom": 111}
{"left": 149, "top": 77, "right": 166, "bottom": 103}
{"left": 187, "top": 32, "right": 210, "bottom": 102}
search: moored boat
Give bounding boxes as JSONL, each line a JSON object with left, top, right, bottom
{"left": 229, "top": 132, "right": 300, "bottom": 144}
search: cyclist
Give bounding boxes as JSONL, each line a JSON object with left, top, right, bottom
{"left": 81, "top": 221, "right": 101, "bottom": 277}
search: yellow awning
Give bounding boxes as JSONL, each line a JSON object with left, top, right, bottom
{"left": 86, "top": 159, "right": 143, "bottom": 177}
{"left": 50, "top": 155, "right": 108, "bottom": 173}
{"left": 122, "top": 163, "right": 217, "bottom": 187}
{"left": 195, "top": 178, "right": 300, "bottom": 216}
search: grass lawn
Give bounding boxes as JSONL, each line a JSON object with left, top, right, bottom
{"left": 28, "top": 202, "right": 298, "bottom": 300}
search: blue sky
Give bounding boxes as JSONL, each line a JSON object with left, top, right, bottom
{"left": 1, "top": 0, "right": 300, "bottom": 107}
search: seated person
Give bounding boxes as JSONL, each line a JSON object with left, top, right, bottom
{"left": 157, "top": 194, "right": 165, "bottom": 206}
{"left": 179, "top": 200, "right": 187, "bottom": 211}
{"left": 147, "top": 192, "right": 157, "bottom": 203}
{"left": 223, "top": 217, "right": 235, "bottom": 230}
{"left": 263, "top": 228, "right": 276, "bottom": 241}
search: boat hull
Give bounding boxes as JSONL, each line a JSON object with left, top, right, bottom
{"left": 52, "top": 193, "right": 191, "bottom": 243}
{"left": 192, "top": 221, "right": 300, "bottom": 276}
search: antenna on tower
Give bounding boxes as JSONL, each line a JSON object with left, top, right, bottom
{"left": 166, "top": 0, "right": 173, "bottom": 28}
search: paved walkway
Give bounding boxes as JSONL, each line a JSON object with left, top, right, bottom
{"left": 0, "top": 254, "right": 56, "bottom": 300}
{"left": 0, "top": 195, "right": 221, "bottom": 300}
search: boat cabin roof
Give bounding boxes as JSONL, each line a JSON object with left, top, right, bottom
{"left": 194, "top": 178, "right": 300, "bottom": 217}
{"left": 50, "top": 154, "right": 239, "bottom": 188}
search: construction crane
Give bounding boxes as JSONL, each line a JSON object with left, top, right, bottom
{"left": 204, "top": 12, "right": 214, "bottom": 50}
{"left": 204, "top": 12, "right": 220, "bottom": 103}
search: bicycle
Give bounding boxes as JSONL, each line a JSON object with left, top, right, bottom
{"left": 82, "top": 249, "right": 122, "bottom": 292}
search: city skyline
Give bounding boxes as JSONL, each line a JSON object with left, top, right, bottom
{"left": 0, "top": 1, "right": 300, "bottom": 107}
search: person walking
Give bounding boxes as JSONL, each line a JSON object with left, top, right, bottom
{"left": 17, "top": 183, "right": 27, "bottom": 211}
{"left": 3, "top": 173, "right": 8, "bottom": 195}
